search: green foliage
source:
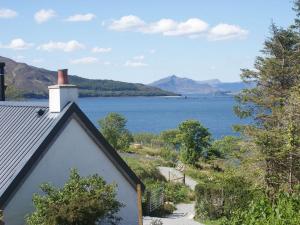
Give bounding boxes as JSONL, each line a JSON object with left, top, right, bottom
{"left": 99, "top": 113, "right": 133, "bottom": 151}
{"left": 195, "top": 174, "right": 255, "bottom": 220}
{"left": 177, "top": 120, "right": 211, "bottom": 165}
{"left": 223, "top": 190, "right": 300, "bottom": 225}
{"left": 159, "top": 148, "right": 178, "bottom": 162}
{"left": 208, "top": 136, "right": 241, "bottom": 159}
{"left": 234, "top": 8, "right": 300, "bottom": 193}
{"left": 159, "top": 129, "right": 180, "bottom": 149}
{"left": 124, "top": 157, "right": 165, "bottom": 181}
{"left": 26, "top": 169, "right": 122, "bottom": 225}
{"left": 124, "top": 157, "right": 191, "bottom": 205}
{"left": 145, "top": 180, "right": 192, "bottom": 204}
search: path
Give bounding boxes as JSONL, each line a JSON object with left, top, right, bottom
{"left": 158, "top": 166, "right": 198, "bottom": 190}
{"left": 143, "top": 166, "right": 203, "bottom": 225}
{"left": 143, "top": 203, "right": 204, "bottom": 225}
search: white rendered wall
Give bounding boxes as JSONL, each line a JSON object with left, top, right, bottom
{"left": 4, "top": 118, "right": 138, "bottom": 225}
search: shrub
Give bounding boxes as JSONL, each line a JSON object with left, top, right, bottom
{"left": 124, "top": 158, "right": 165, "bottom": 181}
{"left": 223, "top": 190, "right": 300, "bottom": 225}
{"left": 26, "top": 169, "right": 122, "bottom": 225}
{"left": 159, "top": 148, "right": 178, "bottom": 162}
{"left": 195, "top": 175, "right": 255, "bottom": 220}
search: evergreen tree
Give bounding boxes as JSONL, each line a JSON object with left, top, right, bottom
{"left": 235, "top": 19, "right": 300, "bottom": 193}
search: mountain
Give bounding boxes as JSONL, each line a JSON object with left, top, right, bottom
{"left": 0, "top": 56, "right": 177, "bottom": 99}
{"left": 150, "top": 75, "right": 219, "bottom": 95}
{"left": 150, "top": 75, "right": 251, "bottom": 95}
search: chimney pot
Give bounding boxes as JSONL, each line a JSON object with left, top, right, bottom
{"left": 57, "top": 69, "right": 69, "bottom": 85}
{"left": 48, "top": 68, "right": 78, "bottom": 113}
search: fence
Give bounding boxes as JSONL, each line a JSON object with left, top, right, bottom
{"left": 145, "top": 187, "right": 164, "bottom": 215}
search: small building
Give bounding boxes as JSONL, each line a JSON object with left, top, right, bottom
{"left": 0, "top": 65, "right": 144, "bottom": 225}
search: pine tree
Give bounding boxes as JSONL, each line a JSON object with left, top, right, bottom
{"left": 235, "top": 22, "right": 300, "bottom": 194}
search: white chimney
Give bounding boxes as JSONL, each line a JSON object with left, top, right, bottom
{"left": 48, "top": 69, "right": 78, "bottom": 113}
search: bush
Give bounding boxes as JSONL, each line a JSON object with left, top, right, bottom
{"left": 195, "top": 175, "right": 255, "bottom": 220}
{"left": 159, "top": 148, "right": 178, "bottom": 162}
{"left": 223, "top": 190, "right": 300, "bottom": 225}
{"left": 124, "top": 158, "right": 165, "bottom": 181}
{"left": 26, "top": 169, "right": 122, "bottom": 225}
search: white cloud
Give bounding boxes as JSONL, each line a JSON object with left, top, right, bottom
{"left": 106, "top": 16, "right": 208, "bottom": 37}
{"left": 108, "top": 15, "right": 145, "bottom": 31}
{"left": 0, "top": 38, "right": 34, "bottom": 50}
{"left": 125, "top": 60, "right": 148, "bottom": 67}
{"left": 164, "top": 18, "right": 208, "bottom": 36}
{"left": 38, "top": 40, "right": 85, "bottom": 52}
{"left": 66, "top": 13, "right": 96, "bottom": 22}
{"left": 92, "top": 47, "right": 112, "bottom": 53}
{"left": 142, "top": 19, "right": 177, "bottom": 34}
{"left": 125, "top": 54, "right": 148, "bottom": 67}
{"left": 209, "top": 23, "right": 248, "bottom": 40}
{"left": 0, "top": 8, "right": 17, "bottom": 19}
{"left": 106, "top": 15, "right": 248, "bottom": 40}
{"left": 34, "top": 9, "right": 56, "bottom": 24}
{"left": 70, "top": 57, "right": 99, "bottom": 64}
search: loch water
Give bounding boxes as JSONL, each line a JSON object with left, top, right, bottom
{"left": 78, "top": 95, "right": 248, "bottom": 139}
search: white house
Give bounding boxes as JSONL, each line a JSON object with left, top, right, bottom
{"left": 0, "top": 66, "right": 144, "bottom": 225}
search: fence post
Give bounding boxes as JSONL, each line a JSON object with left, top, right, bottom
{"left": 183, "top": 173, "right": 186, "bottom": 185}
{"left": 137, "top": 184, "right": 143, "bottom": 225}
{"left": 146, "top": 191, "right": 151, "bottom": 215}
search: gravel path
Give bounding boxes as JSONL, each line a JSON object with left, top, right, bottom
{"left": 158, "top": 166, "right": 198, "bottom": 190}
{"left": 143, "top": 167, "right": 203, "bottom": 225}
{"left": 143, "top": 203, "right": 204, "bottom": 225}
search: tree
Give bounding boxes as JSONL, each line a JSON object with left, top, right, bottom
{"left": 159, "top": 129, "right": 180, "bottom": 149}
{"left": 234, "top": 20, "right": 300, "bottom": 193}
{"left": 99, "top": 113, "right": 133, "bottom": 151}
{"left": 177, "top": 120, "right": 211, "bottom": 165}
{"left": 208, "top": 136, "right": 241, "bottom": 159}
{"left": 26, "top": 169, "right": 122, "bottom": 225}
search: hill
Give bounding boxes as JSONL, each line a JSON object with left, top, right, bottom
{"left": 150, "top": 75, "right": 219, "bottom": 95}
{"left": 0, "top": 56, "right": 177, "bottom": 99}
{"left": 150, "top": 75, "right": 250, "bottom": 95}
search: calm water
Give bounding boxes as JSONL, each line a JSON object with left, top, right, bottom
{"left": 77, "top": 96, "right": 247, "bottom": 139}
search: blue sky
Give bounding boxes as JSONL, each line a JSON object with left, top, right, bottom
{"left": 0, "top": 0, "right": 295, "bottom": 83}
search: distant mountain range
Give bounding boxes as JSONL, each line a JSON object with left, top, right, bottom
{"left": 150, "top": 75, "right": 252, "bottom": 95}
{"left": 0, "top": 56, "right": 177, "bottom": 99}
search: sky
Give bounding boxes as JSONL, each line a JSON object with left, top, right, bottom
{"left": 0, "top": 0, "right": 296, "bottom": 83}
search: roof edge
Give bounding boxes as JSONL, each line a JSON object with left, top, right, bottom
{"left": 0, "top": 102, "right": 144, "bottom": 208}
{"left": 70, "top": 103, "right": 145, "bottom": 191}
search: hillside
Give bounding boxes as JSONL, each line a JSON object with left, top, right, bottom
{"left": 0, "top": 56, "right": 177, "bottom": 99}
{"left": 150, "top": 75, "right": 219, "bottom": 95}
{"left": 150, "top": 75, "right": 250, "bottom": 95}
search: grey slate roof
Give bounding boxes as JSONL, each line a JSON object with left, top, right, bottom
{"left": 0, "top": 101, "right": 144, "bottom": 207}
{"left": 0, "top": 101, "right": 64, "bottom": 198}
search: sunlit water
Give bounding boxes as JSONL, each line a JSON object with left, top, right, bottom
{"left": 76, "top": 95, "right": 248, "bottom": 139}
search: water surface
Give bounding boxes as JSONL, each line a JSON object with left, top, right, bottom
{"left": 77, "top": 96, "right": 246, "bottom": 139}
